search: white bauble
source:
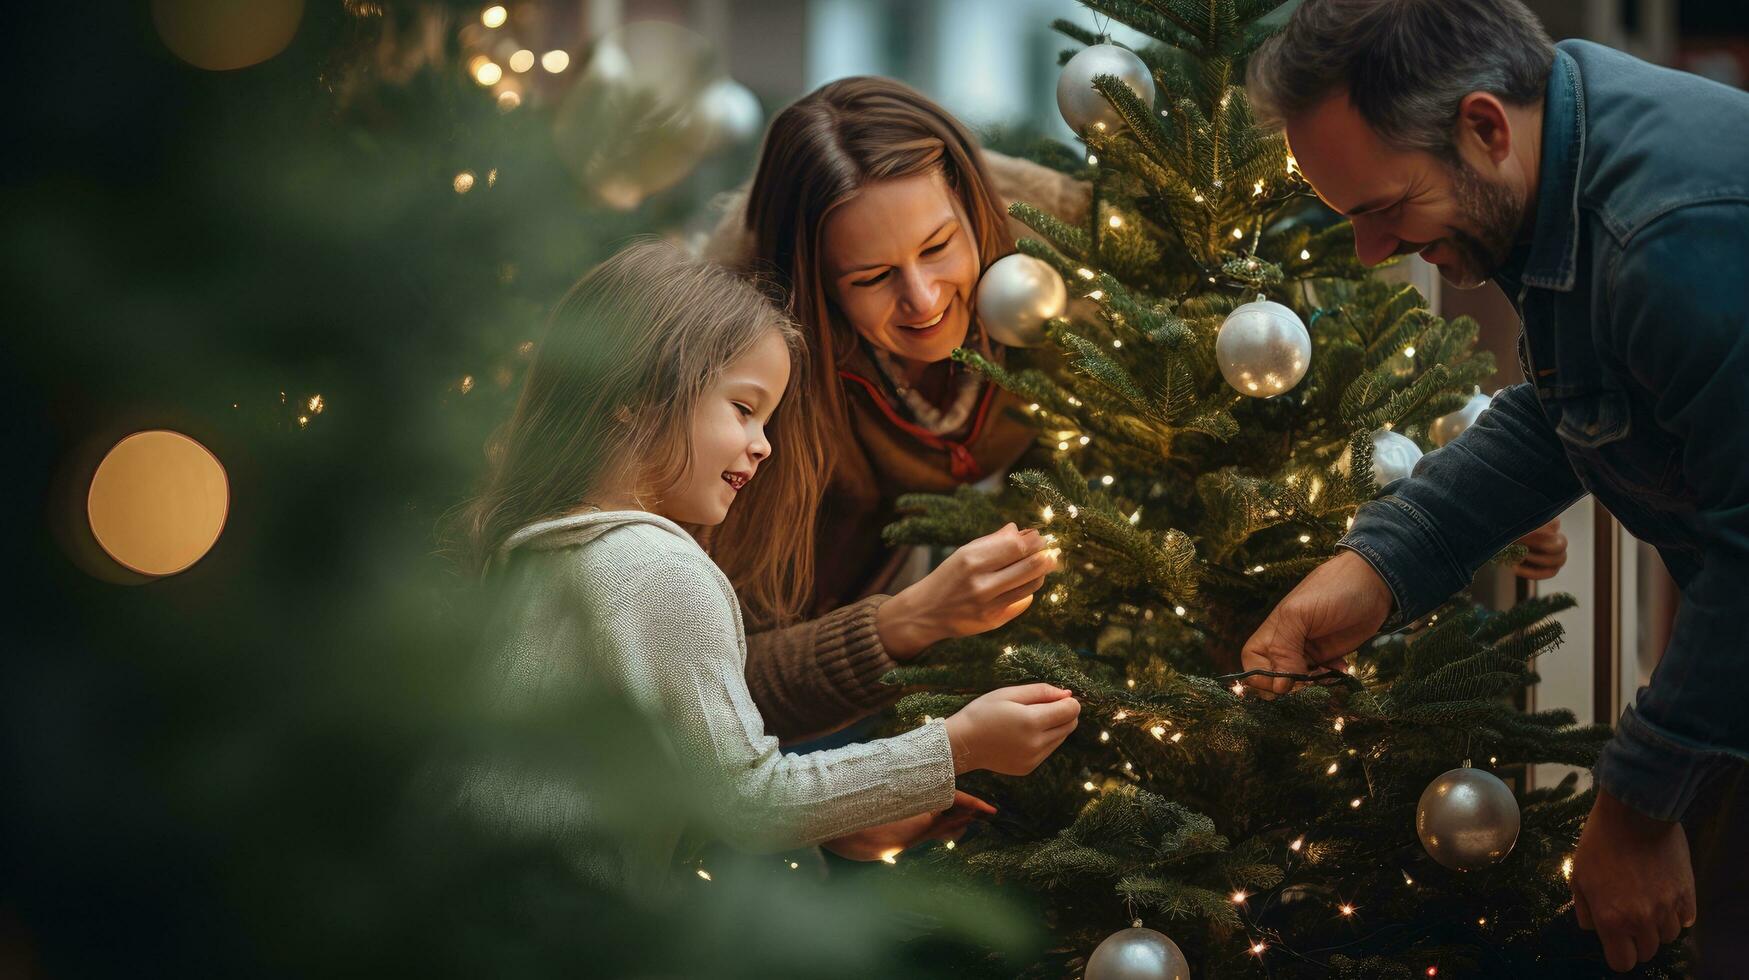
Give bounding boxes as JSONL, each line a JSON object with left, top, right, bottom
{"left": 1370, "top": 429, "right": 1424, "bottom": 486}
{"left": 694, "top": 77, "right": 764, "bottom": 154}
{"left": 555, "top": 21, "right": 721, "bottom": 209}
{"left": 1429, "top": 387, "right": 1494, "bottom": 447}
{"left": 976, "top": 254, "right": 1067, "bottom": 348}
{"left": 1337, "top": 428, "right": 1425, "bottom": 489}
{"left": 1057, "top": 43, "right": 1156, "bottom": 135}
{"left": 1416, "top": 766, "right": 1521, "bottom": 871}
{"left": 1086, "top": 926, "right": 1190, "bottom": 980}
{"left": 1215, "top": 299, "right": 1310, "bottom": 397}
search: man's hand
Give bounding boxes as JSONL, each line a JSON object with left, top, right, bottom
{"left": 1514, "top": 518, "right": 1568, "bottom": 580}
{"left": 1571, "top": 789, "right": 1695, "bottom": 973}
{"left": 820, "top": 790, "right": 997, "bottom": 861}
{"left": 1239, "top": 550, "right": 1394, "bottom": 696}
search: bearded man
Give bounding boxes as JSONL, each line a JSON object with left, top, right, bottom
{"left": 1241, "top": 1, "right": 1749, "bottom": 974}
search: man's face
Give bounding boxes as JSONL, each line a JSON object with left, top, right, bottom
{"left": 1286, "top": 92, "right": 1524, "bottom": 289}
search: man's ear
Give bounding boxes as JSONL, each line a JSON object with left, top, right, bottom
{"left": 1456, "top": 91, "right": 1514, "bottom": 166}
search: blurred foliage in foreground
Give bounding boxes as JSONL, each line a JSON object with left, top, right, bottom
{"left": 3, "top": 4, "right": 1035, "bottom": 976}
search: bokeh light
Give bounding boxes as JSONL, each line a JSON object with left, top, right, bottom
{"left": 152, "top": 0, "right": 304, "bottom": 72}
{"left": 508, "top": 49, "right": 534, "bottom": 73}
{"left": 480, "top": 5, "right": 507, "bottom": 29}
{"left": 541, "top": 50, "right": 570, "bottom": 73}
{"left": 87, "top": 430, "right": 229, "bottom": 578}
{"left": 474, "top": 61, "right": 503, "bottom": 86}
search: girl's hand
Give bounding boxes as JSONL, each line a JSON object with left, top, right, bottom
{"left": 878, "top": 523, "right": 1057, "bottom": 659}
{"left": 943, "top": 683, "right": 1080, "bottom": 775}
{"left": 819, "top": 790, "right": 997, "bottom": 861}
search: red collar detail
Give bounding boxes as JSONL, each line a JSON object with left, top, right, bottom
{"left": 838, "top": 369, "right": 997, "bottom": 481}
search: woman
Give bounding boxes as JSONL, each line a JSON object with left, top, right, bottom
{"left": 703, "top": 77, "right": 1086, "bottom": 744}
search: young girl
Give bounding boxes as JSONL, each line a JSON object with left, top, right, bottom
{"left": 458, "top": 239, "right": 1080, "bottom": 891}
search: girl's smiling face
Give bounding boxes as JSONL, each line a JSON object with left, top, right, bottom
{"left": 656, "top": 328, "right": 791, "bottom": 527}
{"left": 821, "top": 171, "right": 982, "bottom": 370}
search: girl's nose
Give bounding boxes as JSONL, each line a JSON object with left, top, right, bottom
{"left": 748, "top": 427, "right": 771, "bottom": 462}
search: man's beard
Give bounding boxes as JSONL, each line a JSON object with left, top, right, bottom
{"left": 1436, "top": 161, "right": 1522, "bottom": 289}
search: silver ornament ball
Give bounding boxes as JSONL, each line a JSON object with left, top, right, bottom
{"left": 1429, "top": 388, "right": 1495, "bottom": 447}
{"left": 1215, "top": 299, "right": 1310, "bottom": 397}
{"left": 1416, "top": 766, "right": 1521, "bottom": 871}
{"left": 1057, "top": 43, "right": 1156, "bottom": 135}
{"left": 694, "top": 77, "right": 764, "bottom": 155}
{"left": 1335, "top": 428, "right": 1424, "bottom": 489}
{"left": 1367, "top": 429, "right": 1424, "bottom": 488}
{"left": 976, "top": 253, "right": 1067, "bottom": 348}
{"left": 1086, "top": 926, "right": 1190, "bottom": 980}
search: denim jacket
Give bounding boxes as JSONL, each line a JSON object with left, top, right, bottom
{"left": 1340, "top": 40, "right": 1749, "bottom": 823}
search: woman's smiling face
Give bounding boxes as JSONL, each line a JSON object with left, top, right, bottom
{"left": 820, "top": 171, "right": 982, "bottom": 369}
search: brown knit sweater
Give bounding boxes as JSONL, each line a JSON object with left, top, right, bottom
{"left": 708, "top": 150, "right": 1089, "bottom": 743}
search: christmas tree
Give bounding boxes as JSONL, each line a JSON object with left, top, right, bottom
{"left": 882, "top": 4, "right": 1680, "bottom": 977}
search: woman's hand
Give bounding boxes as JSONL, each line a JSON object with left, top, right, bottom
{"left": 1513, "top": 518, "right": 1568, "bottom": 580}
{"left": 878, "top": 523, "right": 1057, "bottom": 659}
{"left": 819, "top": 790, "right": 997, "bottom": 861}
{"left": 944, "top": 683, "right": 1080, "bottom": 775}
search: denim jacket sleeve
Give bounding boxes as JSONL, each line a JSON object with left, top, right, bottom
{"left": 1336, "top": 381, "right": 1585, "bottom": 631}
{"left": 1592, "top": 201, "right": 1749, "bottom": 822}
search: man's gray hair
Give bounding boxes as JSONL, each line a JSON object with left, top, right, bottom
{"left": 1247, "top": 0, "right": 1555, "bottom": 156}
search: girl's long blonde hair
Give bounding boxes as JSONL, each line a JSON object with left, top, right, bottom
{"left": 458, "top": 238, "right": 825, "bottom": 627}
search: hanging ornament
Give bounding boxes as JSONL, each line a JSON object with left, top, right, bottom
{"left": 1057, "top": 43, "right": 1156, "bottom": 135}
{"left": 694, "top": 77, "right": 764, "bottom": 155}
{"left": 1216, "top": 296, "right": 1311, "bottom": 397}
{"left": 554, "top": 21, "right": 723, "bottom": 210}
{"left": 1368, "top": 429, "right": 1424, "bottom": 487}
{"left": 1337, "top": 428, "right": 1425, "bottom": 489}
{"left": 1429, "top": 387, "right": 1494, "bottom": 447}
{"left": 1416, "top": 764, "right": 1521, "bottom": 871}
{"left": 1086, "top": 924, "right": 1190, "bottom": 980}
{"left": 976, "top": 254, "right": 1067, "bottom": 348}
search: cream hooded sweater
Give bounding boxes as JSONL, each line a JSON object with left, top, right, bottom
{"left": 464, "top": 509, "right": 958, "bottom": 889}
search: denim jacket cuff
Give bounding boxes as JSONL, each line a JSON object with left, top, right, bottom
{"left": 1593, "top": 706, "right": 1732, "bottom": 823}
{"left": 1337, "top": 497, "right": 1466, "bottom": 632}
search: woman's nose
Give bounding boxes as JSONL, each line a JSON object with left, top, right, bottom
{"left": 896, "top": 264, "right": 940, "bottom": 317}
{"left": 748, "top": 426, "right": 771, "bottom": 462}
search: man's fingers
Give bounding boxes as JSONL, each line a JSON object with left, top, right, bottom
{"left": 1658, "top": 906, "right": 1682, "bottom": 946}
{"left": 1631, "top": 920, "right": 1661, "bottom": 970}
{"left": 1600, "top": 928, "right": 1638, "bottom": 974}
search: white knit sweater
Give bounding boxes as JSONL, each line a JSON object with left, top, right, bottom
{"left": 466, "top": 509, "right": 957, "bottom": 886}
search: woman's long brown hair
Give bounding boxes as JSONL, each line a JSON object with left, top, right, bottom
{"left": 456, "top": 238, "right": 824, "bottom": 628}
{"left": 712, "top": 76, "right": 1013, "bottom": 621}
